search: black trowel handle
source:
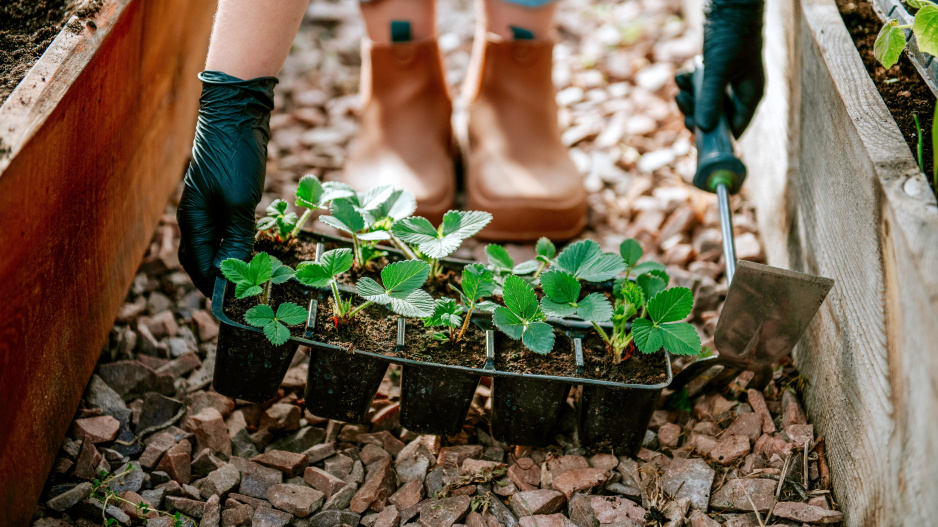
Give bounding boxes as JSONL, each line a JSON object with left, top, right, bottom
{"left": 691, "top": 57, "right": 747, "bottom": 195}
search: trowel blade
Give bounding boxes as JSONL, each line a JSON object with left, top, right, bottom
{"left": 715, "top": 260, "right": 834, "bottom": 364}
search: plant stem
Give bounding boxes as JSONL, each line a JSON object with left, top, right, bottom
{"left": 290, "top": 209, "right": 313, "bottom": 239}
{"left": 533, "top": 260, "right": 548, "bottom": 279}
{"left": 915, "top": 113, "right": 924, "bottom": 172}
{"left": 330, "top": 282, "right": 345, "bottom": 318}
{"left": 263, "top": 280, "right": 272, "bottom": 305}
{"left": 391, "top": 234, "right": 419, "bottom": 260}
{"left": 456, "top": 305, "right": 475, "bottom": 342}
{"left": 346, "top": 300, "right": 373, "bottom": 319}
{"left": 351, "top": 235, "right": 363, "bottom": 267}
{"left": 591, "top": 321, "right": 613, "bottom": 346}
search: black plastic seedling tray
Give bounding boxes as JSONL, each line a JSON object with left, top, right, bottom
{"left": 211, "top": 233, "right": 673, "bottom": 453}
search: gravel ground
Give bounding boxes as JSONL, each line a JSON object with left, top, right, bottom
{"left": 31, "top": 0, "right": 842, "bottom": 526}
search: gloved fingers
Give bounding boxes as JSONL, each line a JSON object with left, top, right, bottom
{"left": 728, "top": 75, "right": 765, "bottom": 138}
{"left": 177, "top": 186, "right": 221, "bottom": 297}
{"left": 674, "top": 71, "right": 696, "bottom": 130}
{"left": 694, "top": 54, "right": 732, "bottom": 132}
{"left": 214, "top": 213, "right": 257, "bottom": 269}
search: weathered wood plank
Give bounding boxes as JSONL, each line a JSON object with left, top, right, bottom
{"left": 740, "top": 0, "right": 938, "bottom": 524}
{"left": 0, "top": 0, "right": 216, "bottom": 524}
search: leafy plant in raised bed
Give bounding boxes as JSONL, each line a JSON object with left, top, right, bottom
{"left": 493, "top": 274, "right": 556, "bottom": 353}
{"left": 423, "top": 263, "right": 496, "bottom": 342}
{"left": 874, "top": 0, "right": 938, "bottom": 69}
{"left": 552, "top": 239, "right": 627, "bottom": 282}
{"left": 257, "top": 174, "right": 355, "bottom": 241}
{"left": 391, "top": 210, "right": 493, "bottom": 279}
{"left": 220, "top": 252, "right": 308, "bottom": 345}
{"left": 320, "top": 197, "right": 392, "bottom": 268}
{"left": 296, "top": 248, "right": 434, "bottom": 322}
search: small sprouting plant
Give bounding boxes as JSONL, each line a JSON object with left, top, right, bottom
{"left": 244, "top": 303, "right": 309, "bottom": 345}
{"left": 297, "top": 249, "right": 433, "bottom": 321}
{"left": 221, "top": 252, "right": 307, "bottom": 345}
{"left": 874, "top": 1, "right": 938, "bottom": 69}
{"left": 423, "top": 263, "right": 496, "bottom": 342}
{"left": 256, "top": 199, "right": 297, "bottom": 242}
{"left": 493, "top": 275, "right": 555, "bottom": 354}
{"left": 533, "top": 237, "right": 557, "bottom": 278}
{"left": 423, "top": 298, "right": 464, "bottom": 341}
{"left": 485, "top": 244, "right": 540, "bottom": 278}
{"left": 391, "top": 210, "right": 493, "bottom": 278}
{"left": 220, "top": 252, "right": 294, "bottom": 304}
{"left": 257, "top": 174, "right": 355, "bottom": 241}
{"left": 320, "top": 198, "right": 391, "bottom": 268}
{"left": 539, "top": 268, "right": 613, "bottom": 331}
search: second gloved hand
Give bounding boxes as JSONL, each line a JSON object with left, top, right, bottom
{"left": 177, "top": 71, "right": 278, "bottom": 297}
{"left": 675, "top": 0, "right": 765, "bottom": 137}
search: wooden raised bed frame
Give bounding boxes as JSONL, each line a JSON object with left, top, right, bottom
{"left": 0, "top": 0, "right": 216, "bottom": 523}
{"left": 734, "top": 0, "right": 938, "bottom": 523}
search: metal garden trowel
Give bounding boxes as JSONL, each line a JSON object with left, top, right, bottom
{"left": 669, "top": 58, "right": 834, "bottom": 396}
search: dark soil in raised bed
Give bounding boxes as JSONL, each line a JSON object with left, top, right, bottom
{"left": 838, "top": 0, "right": 937, "bottom": 194}
{"left": 0, "top": 0, "right": 102, "bottom": 105}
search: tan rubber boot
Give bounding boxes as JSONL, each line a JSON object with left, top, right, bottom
{"left": 462, "top": 36, "right": 587, "bottom": 241}
{"left": 344, "top": 39, "right": 456, "bottom": 224}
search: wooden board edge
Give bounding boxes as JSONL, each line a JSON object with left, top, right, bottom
{"left": 0, "top": 0, "right": 133, "bottom": 174}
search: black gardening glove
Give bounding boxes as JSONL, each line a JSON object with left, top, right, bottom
{"left": 177, "top": 71, "right": 278, "bottom": 296}
{"left": 675, "top": 0, "right": 765, "bottom": 137}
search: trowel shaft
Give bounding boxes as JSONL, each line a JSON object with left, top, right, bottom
{"left": 715, "top": 182, "right": 737, "bottom": 283}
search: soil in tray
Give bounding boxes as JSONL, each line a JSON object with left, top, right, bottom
{"left": 837, "top": 0, "right": 937, "bottom": 195}
{"left": 306, "top": 288, "right": 490, "bottom": 369}
{"left": 494, "top": 331, "right": 668, "bottom": 385}
{"left": 0, "top": 0, "right": 102, "bottom": 106}
{"left": 222, "top": 281, "right": 314, "bottom": 340}
{"left": 254, "top": 231, "right": 463, "bottom": 299}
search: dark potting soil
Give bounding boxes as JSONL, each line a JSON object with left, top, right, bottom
{"left": 0, "top": 0, "right": 101, "bottom": 105}
{"left": 837, "top": 0, "right": 938, "bottom": 195}
{"left": 254, "top": 230, "right": 463, "bottom": 299}
{"left": 222, "top": 280, "right": 314, "bottom": 340}
{"left": 494, "top": 330, "right": 668, "bottom": 385}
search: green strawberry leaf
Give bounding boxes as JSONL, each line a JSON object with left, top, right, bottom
{"left": 221, "top": 259, "right": 252, "bottom": 285}
{"left": 368, "top": 188, "right": 417, "bottom": 221}
{"left": 632, "top": 318, "right": 662, "bottom": 354}
{"left": 522, "top": 321, "right": 555, "bottom": 354}
{"left": 269, "top": 257, "right": 294, "bottom": 284}
{"left": 423, "top": 298, "right": 463, "bottom": 328}
{"left": 874, "top": 21, "right": 907, "bottom": 69}
{"left": 645, "top": 269, "right": 670, "bottom": 286}
{"left": 536, "top": 237, "right": 556, "bottom": 260}
{"left": 647, "top": 287, "right": 693, "bottom": 324}
{"left": 276, "top": 212, "right": 298, "bottom": 235}
{"left": 387, "top": 289, "right": 435, "bottom": 318}
{"left": 460, "top": 264, "right": 496, "bottom": 304}
{"left": 247, "top": 252, "right": 273, "bottom": 285}
{"left": 619, "top": 238, "right": 643, "bottom": 268}
{"left": 575, "top": 293, "right": 613, "bottom": 322}
{"left": 381, "top": 260, "right": 430, "bottom": 293}
{"left": 656, "top": 322, "right": 701, "bottom": 355}
{"left": 502, "top": 275, "right": 541, "bottom": 321}
{"left": 295, "top": 248, "right": 353, "bottom": 288}
{"left": 493, "top": 306, "right": 525, "bottom": 340}
{"left": 267, "top": 199, "right": 289, "bottom": 216}
{"left": 356, "top": 271, "right": 434, "bottom": 318}
{"left": 914, "top": 5, "right": 938, "bottom": 56}
{"left": 256, "top": 216, "right": 277, "bottom": 231}
{"left": 513, "top": 260, "right": 540, "bottom": 275}
{"left": 486, "top": 244, "right": 514, "bottom": 271}
{"left": 555, "top": 240, "right": 626, "bottom": 282}
{"left": 295, "top": 175, "right": 355, "bottom": 210}
{"left": 321, "top": 199, "right": 366, "bottom": 234}
{"left": 631, "top": 261, "right": 666, "bottom": 277}
{"left": 637, "top": 273, "right": 666, "bottom": 302}
{"left": 276, "top": 302, "right": 309, "bottom": 326}
{"left": 235, "top": 283, "right": 263, "bottom": 299}
{"left": 357, "top": 230, "right": 392, "bottom": 241}
{"left": 540, "top": 297, "right": 577, "bottom": 317}
{"left": 264, "top": 321, "right": 291, "bottom": 346}
{"left": 245, "top": 304, "right": 275, "bottom": 327}
{"left": 393, "top": 211, "right": 492, "bottom": 259}
{"left": 540, "top": 270, "right": 580, "bottom": 304}
{"left": 615, "top": 280, "right": 645, "bottom": 318}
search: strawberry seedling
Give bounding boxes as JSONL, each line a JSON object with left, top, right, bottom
{"left": 291, "top": 174, "right": 356, "bottom": 237}
{"left": 256, "top": 199, "right": 298, "bottom": 242}
{"left": 423, "top": 298, "right": 464, "bottom": 341}
{"left": 321, "top": 198, "right": 392, "bottom": 268}
{"left": 220, "top": 252, "right": 307, "bottom": 345}
{"left": 423, "top": 263, "right": 496, "bottom": 342}
{"left": 533, "top": 236, "right": 557, "bottom": 278}
{"left": 244, "top": 302, "right": 309, "bottom": 345}
{"left": 485, "top": 244, "right": 539, "bottom": 279}
{"left": 493, "top": 274, "right": 555, "bottom": 354}
{"left": 391, "top": 210, "right": 492, "bottom": 278}
{"left": 553, "top": 239, "right": 627, "bottom": 282}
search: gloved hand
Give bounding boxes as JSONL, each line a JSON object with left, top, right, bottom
{"left": 177, "top": 71, "right": 278, "bottom": 296}
{"left": 675, "top": 0, "right": 765, "bottom": 138}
